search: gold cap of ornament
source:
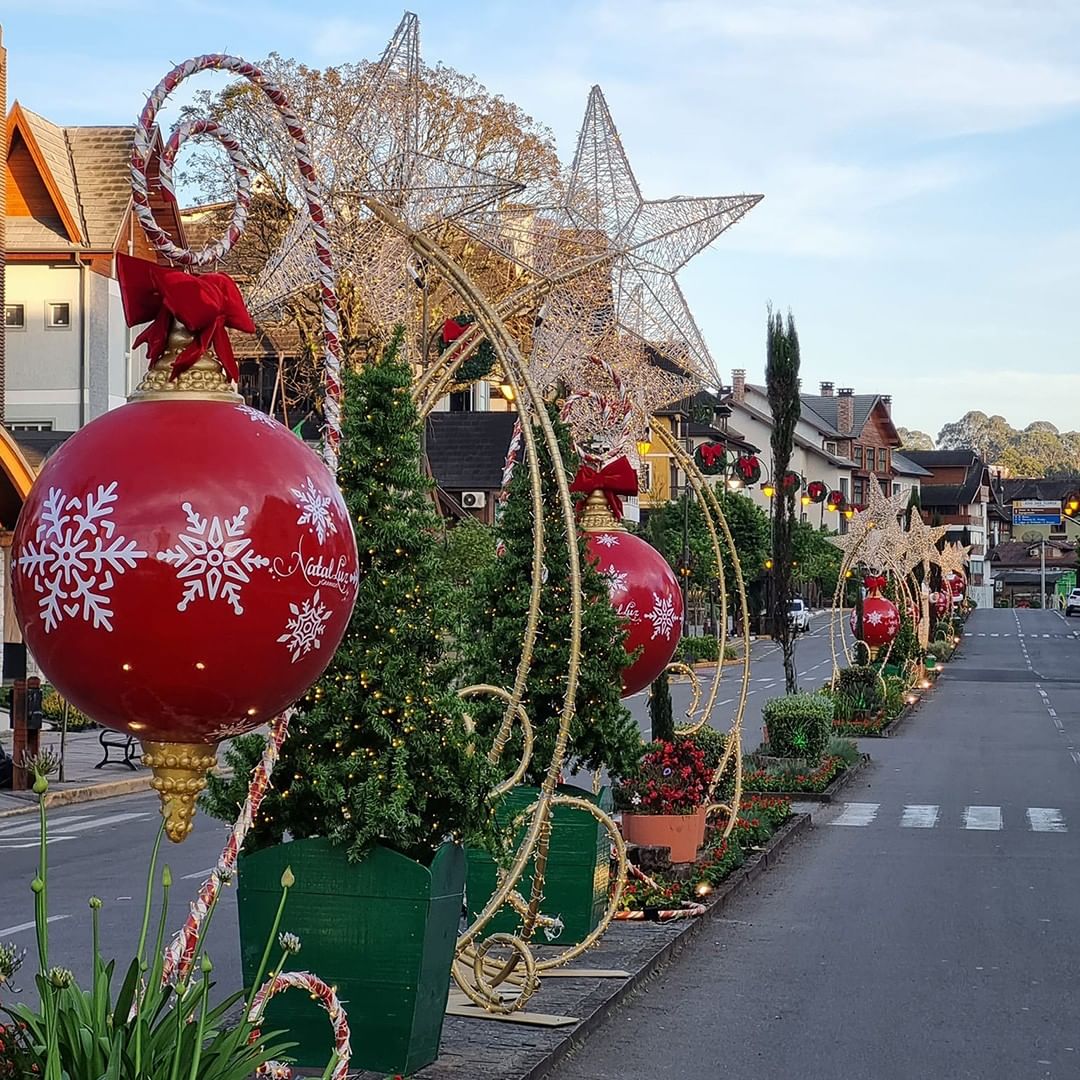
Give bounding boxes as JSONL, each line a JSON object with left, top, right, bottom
{"left": 129, "top": 322, "right": 242, "bottom": 404}
{"left": 578, "top": 489, "right": 626, "bottom": 533}
{"left": 141, "top": 740, "right": 220, "bottom": 842}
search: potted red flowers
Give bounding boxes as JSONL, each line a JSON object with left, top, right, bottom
{"left": 616, "top": 738, "right": 713, "bottom": 862}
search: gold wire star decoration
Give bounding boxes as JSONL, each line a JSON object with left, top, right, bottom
{"left": 899, "top": 517, "right": 950, "bottom": 577}
{"left": 938, "top": 540, "right": 973, "bottom": 579}
{"left": 829, "top": 476, "right": 912, "bottom": 572}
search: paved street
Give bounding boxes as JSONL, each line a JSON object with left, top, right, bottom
{"left": 552, "top": 606, "right": 1080, "bottom": 1080}
{"left": 626, "top": 610, "right": 849, "bottom": 746}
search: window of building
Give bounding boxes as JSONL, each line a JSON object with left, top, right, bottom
{"left": 840, "top": 477, "right": 850, "bottom": 499}
{"left": 853, "top": 444, "right": 863, "bottom": 467}
{"left": 8, "top": 421, "right": 54, "bottom": 432}
{"left": 853, "top": 478, "right": 866, "bottom": 505}
{"left": 893, "top": 482, "right": 902, "bottom": 496}
{"left": 878, "top": 448, "right": 888, "bottom": 472}
{"left": 45, "top": 301, "right": 71, "bottom": 329}
{"left": 4, "top": 304, "right": 25, "bottom": 329}
{"left": 824, "top": 440, "right": 837, "bottom": 455}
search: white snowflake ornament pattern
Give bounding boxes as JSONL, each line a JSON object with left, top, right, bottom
{"left": 15, "top": 483, "right": 148, "bottom": 632}
{"left": 277, "top": 589, "right": 333, "bottom": 663}
{"left": 644, "top": 592, "right": 678, "bottom": 640}
{"left": 157, "top": 502, "right": 270, "bottom": 615}
{"left": 594, "top": 533, "right": 620, "bottom": 549}
{"left": 602, "top": 565, "right": 628, "bottom": 598}
{"left": 235, "top": 404, "right": 278, "bottom": 428}
{"left": 292, "top": 476, "right": 337, "bottom": 545}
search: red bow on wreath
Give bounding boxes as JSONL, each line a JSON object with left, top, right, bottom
{"left": 698, "top": 442, "right": 726, "bottom": 467}
{"left": 117, "top": 253, "right": 256, "bottom": 381}
{"left": 864, "top": 575, "right": 887, "bottom": 592}
{"left": 570, "top": 456, "right": 639, "bottom": 520}
{"left": 736, "top": 455, "right": 760, "bottom": 479}
{"left": 441, "top": 316, "right": 467, "bottom": 344}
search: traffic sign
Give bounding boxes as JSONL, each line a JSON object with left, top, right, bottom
{"left": 1013, "top": 499, "right": 1061, "bottom": 526}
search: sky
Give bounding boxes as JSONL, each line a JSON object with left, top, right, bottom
{"left": 4, "top": 0, "right": 1080, "bottom": 439}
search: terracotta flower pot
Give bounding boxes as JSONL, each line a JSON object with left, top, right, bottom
{"left": 620, "top": 807, "right": 707, "bottom": 863}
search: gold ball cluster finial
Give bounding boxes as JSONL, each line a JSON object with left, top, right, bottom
{"left": 129, "top": 322, "right": 242, "bottom": 403}
{"left": 141, "top": 740, "right": 220, "bottom": 842}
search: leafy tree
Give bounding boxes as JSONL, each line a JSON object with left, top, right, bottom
{"left": 460, "top": 408, "right": 642, "bottom": 786}
{"left": 648, "top": 670, "right": 675, "bottom": 743}
{"left": 766, "top": 306, "right": 801, "bottom": 694}
{"left": 792, "top": 522, "right": 842, "bottom": 603}
{"left": 202, "top": 331, "right": 499, "bottom": 864}
{"left": 936, "top": 411, "right": 1013, "bottom": 463}
{"left": 897, "top": 427, "right": 935, "bottom": 451}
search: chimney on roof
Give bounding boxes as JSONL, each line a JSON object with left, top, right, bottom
{"left": 837, "top": 387, "right": 855, "bottom": 433}
{"left": 820, "top": 381, "right": 834, "bottom": 397}
{"left": 732, "top": 369, "right": 746, "bottom": 403}
{"left": 881, "top": 394, "right": 892, "bottom": 415}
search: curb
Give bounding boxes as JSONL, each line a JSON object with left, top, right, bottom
{"left": 0, "top": 775, "right": 151, "bottom": 818}
{"left": 523, "top": 811, "right": 811, "bottom": 1080}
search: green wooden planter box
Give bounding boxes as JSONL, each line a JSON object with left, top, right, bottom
{"left": 465, "top": 783, "right": 611, "bottom": 945}
{"left": 237, "top": 838, "right": 465, "bottom": 1076}
{"left": 883, "top": 663, "right": 901, "bottom": 678}
{"left": 925, "top": 655, "right": 937, "bottom": 670}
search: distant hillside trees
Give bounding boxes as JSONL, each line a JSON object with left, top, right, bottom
{"left": 935, "top": 410, "right": 1080, "bottom": 477}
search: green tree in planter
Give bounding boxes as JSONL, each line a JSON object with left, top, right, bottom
{"left": 460, "top": 407, "right": 642, "bottom": 785}
{"left": 203, "top": 330, "right": 499, "bottom": 863}
{"left": 649, "top": 669, "right": 675, "bottom": 743}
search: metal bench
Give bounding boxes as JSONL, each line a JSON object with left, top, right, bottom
{"left": 95, "top": 729, "right": 140, "bottom": 770}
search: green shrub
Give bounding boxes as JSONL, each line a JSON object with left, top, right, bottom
{"left": 648, "top": 670, "right": 675, "bottom": 743}
{"left": 762, "top": 693, "right": 833, "bottom": 763}
{"left": 676, "top": 636, "right": 719, "bottom": 663}
{"left": 689, "top": 725, "right": 736, "bottom": 798}
{"left": 827, "top": 736, "right": 861, "bottom": 766}
{"left": 882, "top": 675, "right": 907, "bottom": 720}
{"left": 833, "top": 665, "right": 884, "bottom": 711}
{"left": 927, "top": 640, "right": 953, "bottom": 662}
{"left": 41, "top": 688, "right": 95, "bottom": 731}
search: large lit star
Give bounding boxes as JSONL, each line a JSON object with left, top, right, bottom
{"left": 829, "top": 477, "right": 912, "bottom": 572}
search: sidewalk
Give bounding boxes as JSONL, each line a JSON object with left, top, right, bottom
{"left": 0, "top": 726, "right": 150, "bottom": 816}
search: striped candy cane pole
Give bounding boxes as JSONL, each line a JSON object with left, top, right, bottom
{"left": 129, "top": 54, "right": 342, "bottom": 472}
{"left": 251, "top": 971, "right": 351, "bottom": 1080}
{"left": 160, "top": 711, "right": 292, "bottom": 987}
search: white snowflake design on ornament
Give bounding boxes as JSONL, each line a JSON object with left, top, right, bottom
{"left": 644, "top": 592, "right": 678, "bottom": 640}
{"left": 235, "top": 404, "right": 278, "bottom": 428}
{"left": 594, "top": 533, "right": 620, "bottom": 548}
{"left": 277, "top": 589, "right": 333, "bottom": 663}
{"left": 602, "top": 565, "right": 628, "bottom": 598}
{"left": 291, "top": 476, "right": 337, "bottom": 545}
{"left": 16, "top": 483, "right": 148, "bottom": 633}
{"left": 157, "top": 502, "right": 270, "bottom": 615}
{"left": 865, "top": 611, "right": 885, "bottom": 626}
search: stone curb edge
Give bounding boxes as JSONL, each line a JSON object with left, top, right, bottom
{"left": 522, "top": 811, "right": 812, "bottom": 1080}
{"left": 0, "top": 776, "right": 151, "bottom": 818}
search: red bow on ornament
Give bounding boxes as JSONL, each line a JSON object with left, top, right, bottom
{"left": 116, "top": 253, "right": 256, "bottom": 381}
{"left": 570, "top": 457, "right": 639, "bottom": 520}
{"left": 864, "top": 575, "right": 887, "bottom": 592}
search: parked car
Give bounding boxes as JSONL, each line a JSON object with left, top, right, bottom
{"left": 788, "top": 599, "right": 811, "bottom": 632}
{"left": 1065, "top": 589, "right": 1080, "bottom": 617}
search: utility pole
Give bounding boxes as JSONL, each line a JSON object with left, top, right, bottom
{"left": 1041, "top": 538, "right": 1047, "bottom": 610}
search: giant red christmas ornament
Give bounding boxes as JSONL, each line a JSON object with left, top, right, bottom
{"left": 849, "top": 576, "right": 899, "bottom": 655}
{"left": 11, "top": 256, "right": 358, "bottom": 841}
{"left": 572, "top": 458, "right": 683, "bottom": 697}
{"left": 947, "top": 573, "right": 966, "bottom": 599}
{"left": 932, "top": 590, "right": 950, "bottom": 617}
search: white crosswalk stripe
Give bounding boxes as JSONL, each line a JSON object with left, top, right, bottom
{"left": 900, "top": 805, "right": 940, "bottom": 828}
{"left": 1027, "top": 808, "right": 1067, "bottom": 833}
{"left": 831, "top": 802, "right": 880, "bottom": 826}
{"left": 827, "top": 804, "right": 1070, "bottom": 832}
{"left": 0, "top": 810, "right": 151, "bottom": 848}
{"left": 963, "top": 806, "right": 1003, "bottom": 830}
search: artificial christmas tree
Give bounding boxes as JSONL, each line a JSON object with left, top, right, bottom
{"left": 204, "top": 330, "right": 499, "bottom": 1074}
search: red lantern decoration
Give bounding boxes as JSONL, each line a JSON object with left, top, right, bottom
{"left": 573, "top": 460, "right": 683, "bottom": 697}
{"left": 849, "top": 576, "right": 900, "bottom": 654}
{"left": 11, "top": 259, "right": 358, "bottom": 841}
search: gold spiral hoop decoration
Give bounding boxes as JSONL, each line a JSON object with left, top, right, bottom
{"left": 365, "top": 200, "right": 623, "bottom": 1013}
{"left": 664, "top": 661, "right": 703, "bottom": 731}
{"left": 457, "top": 684, "right": 535, "bottom": 800}
{"left": 655, "top": 425, "right": 749, "bottom": 838}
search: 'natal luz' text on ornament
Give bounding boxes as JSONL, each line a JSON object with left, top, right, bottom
{"left": 271, "top": 543, "right": 360, "bottom": 599}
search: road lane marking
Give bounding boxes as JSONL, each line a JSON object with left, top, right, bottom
{"left": 963, "top": 806, "right": 1003, "bottom": 830}
{"left": 0, "top": 914, "right": 69, "bottom": 936}
{"left": 831, "top": 802, "right": 879, "bottom": 826}
{"left": 0, "top": 814, "right": 94, "bottom": 837}
{"left": 901, "top": 805, "right": 939, "bottom": 828}
{"left": 1027, "top": 808, "right": 1066, "bottom": 833}
{"left": 0, "top": 837, "right": 77, "bottom": 850}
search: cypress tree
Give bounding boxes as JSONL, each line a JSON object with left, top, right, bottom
{"left": 648, "top": 669, "right": 676, "bottom": 743}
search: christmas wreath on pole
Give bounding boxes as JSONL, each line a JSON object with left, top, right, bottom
{"left": 440, "top": 314, "right": 495, "bottom": 383}
{"left": 734, "top": 454, "right": 762, "bottom": 485}
{"left": 780, "top": 470, "right": 803, "bottom": 494}
{"left": 806, "top": 480, "right": 828, "bottom": 504}
{"left": 694, "top": 441, "right": 728, "bottom": 475}
{"left": 826, "top": 489, "right": 846, "bottom": 511}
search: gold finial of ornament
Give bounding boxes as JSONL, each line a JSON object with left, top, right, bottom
{"left": 578, "top": 489, "right": 626, "bottom": 533}
{"left": 129, "top": 322, "right": 242, "bottom": 403}
{"left": 141, "top": 740, "right": 220, "bottom": 842}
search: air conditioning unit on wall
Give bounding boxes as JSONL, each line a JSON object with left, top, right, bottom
{"left": 461, "top": 491, "right": 487, "bottom": 509}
